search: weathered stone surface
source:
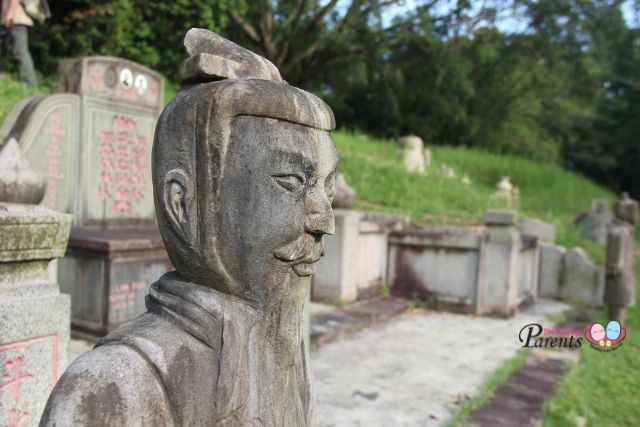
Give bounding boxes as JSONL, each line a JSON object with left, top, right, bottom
{"left": 332, "top": 173, "right": 356, "bottom": 209}
{"left": 0, "top": 138, "right": 45, "bottom": 204}
{"left": 484, "top": 209, "right": 518, "bottom": 226}
{"left": 561, "top": 247, "right": 604, "bottom": 305}
{"left": 574, "top": 199, "right": 613, "bottom": 245}
{"left": 538, "top": 244, "right": 566, "bottom": 298}
{"left": 518, "top": 218, "right": 555, "bottom": 244}
{"left": 40, "top": 29, "right": 338, "bottom": 426}
{"left": 0, "top": 203, "right": 71, "bottom": 427}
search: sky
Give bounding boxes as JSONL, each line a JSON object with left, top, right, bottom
{"left": 381, "top": 0, "right": 639, "bottom": 31}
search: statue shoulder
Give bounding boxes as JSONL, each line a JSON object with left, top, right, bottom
{"left": 40, "top": 343, "right": 176, "bottom": 427}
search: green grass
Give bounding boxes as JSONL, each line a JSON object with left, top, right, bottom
{"left": 540, "top": 258, "right": 640, "bottom": 427}
{"left": 0, "top": 72, "right": 54, "bottom": 125}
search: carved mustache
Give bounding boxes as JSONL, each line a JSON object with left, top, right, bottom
{"left": 273, "top": 234, "right": 325, "bottom": 264}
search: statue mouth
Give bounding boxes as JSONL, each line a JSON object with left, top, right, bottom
{"left": 273, "top": 235, "right": 324, "bottom": 277}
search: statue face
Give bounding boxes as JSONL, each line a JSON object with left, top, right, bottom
{"left": 215, "top": 116, "right": 338, "bottom": 306}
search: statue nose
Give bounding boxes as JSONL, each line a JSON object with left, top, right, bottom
{"left": 304, "top": 193, "right": 335, "bottom": 235}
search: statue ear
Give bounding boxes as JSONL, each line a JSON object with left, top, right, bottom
{"left": 162, "top": 169, "right": 195, "bottom": 242}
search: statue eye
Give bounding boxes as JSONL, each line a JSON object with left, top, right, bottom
{"left": 272, "top": 174, "right": 305, "bottom": 193}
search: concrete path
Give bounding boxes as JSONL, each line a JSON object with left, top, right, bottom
{"left": 312, "top": 300, "right": 569, "bottom": 427}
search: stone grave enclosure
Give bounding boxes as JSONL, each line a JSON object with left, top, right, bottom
{"left": 316, "top": 207, "right": 606, "bottom": 316}
{"left": 0, "top": 56, "right": 172, "bottom": 338}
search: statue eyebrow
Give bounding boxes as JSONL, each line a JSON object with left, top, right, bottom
{"left": 273, "top": 147, "right": 316, "bottom": 170}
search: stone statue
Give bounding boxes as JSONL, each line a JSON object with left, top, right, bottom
{"left": 605, "top": 192, "right": 638, "bottom": 323}
{"left": 40, "top": 28, "right": 338, "bottom": 426}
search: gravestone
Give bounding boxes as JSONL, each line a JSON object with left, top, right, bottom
{"left": 561, "top": 248, "right": 604, "bottom": 305}
{"left": 0, "top": 203, "right": 71, "bottom": 427}
{"left": 40, "top": 28, "right": 337, "bottom": 426}
{"left": 1, "top": 57, "right": 170, "bottom": 338}
{"left": 538, "top": 244, "right": 566, "bottom": 298}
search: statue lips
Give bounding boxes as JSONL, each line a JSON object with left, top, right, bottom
{"left": 274, "top": 234, "right": 325, "bottom": 277}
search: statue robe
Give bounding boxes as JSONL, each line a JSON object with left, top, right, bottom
{"left": 40, "top": 272, "right": 314, "bottom": 426}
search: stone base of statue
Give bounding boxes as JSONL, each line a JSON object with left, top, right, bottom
{"left": 0, "top": 203, "right": 71, "bottom": 427}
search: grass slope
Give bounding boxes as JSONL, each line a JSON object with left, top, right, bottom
{"left": 334, "top": 131, "right": 615, "bottom": 261}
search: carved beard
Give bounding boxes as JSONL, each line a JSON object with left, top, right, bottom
{"left": 273, "top": 233, "right": 325, "bottom": 277}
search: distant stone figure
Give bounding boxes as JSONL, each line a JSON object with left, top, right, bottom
{"left": 399, "top": 135, "right": 428, "bottom": 174}
{"left": 332, "top": 173, "right": 356, "bottom": 208}
{"left": 40, "top": 29, "right": 338, "bottom": 426}
{"left": 0, "top": 137, "right": 45, "bottom": 203}
{"left": 605, "top": 193, "right": 638, "bottom": 323}
{"left": 492, "top": 176, "right": 519, "bottom": 206}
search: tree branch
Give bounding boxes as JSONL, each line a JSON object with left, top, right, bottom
{"left": 229, "top": 9, "right": 261, "bottom": 43}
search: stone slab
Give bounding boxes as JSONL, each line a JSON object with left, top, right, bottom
{"left": 539, "top": 244, "right": 566, "bottom": 298}
{"left": 561, "top": 248, "right": 604, "bottom": 305}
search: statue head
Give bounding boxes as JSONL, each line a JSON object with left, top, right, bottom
{"left": 152, "top": 30, "right": 338, "bottom": 308}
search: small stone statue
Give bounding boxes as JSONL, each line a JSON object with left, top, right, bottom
{"left": 605, "top": 193, "right": 638, "bottom": 323}
{"left": 0, "top": 137, "right": 46, "bottom": 204}
{"left": 40, "top": 29, "right": 338, "bottom": 426}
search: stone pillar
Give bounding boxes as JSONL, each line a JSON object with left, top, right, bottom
{"left": 0, "top": 203, "right": 71, "bottom": 426}
{"left": 475, "top": 209, "right": 521, "bottom": 316}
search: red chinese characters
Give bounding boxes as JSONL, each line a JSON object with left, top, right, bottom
{"left": 43, "top": 112, "right": 66, "bottom": 210}
{"left": 1, "top": 357, "right": 33, "bottom": 426}
{"left": 96, "top": 115, "right": 147, "bottom": 215}
{"left": 0, "top": 335, "right": 59, "bottom": 427}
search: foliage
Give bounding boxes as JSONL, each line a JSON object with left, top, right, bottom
{"left": 21, "top": 0, "right": 229, "bottom": 78}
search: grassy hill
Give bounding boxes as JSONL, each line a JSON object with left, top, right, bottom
{"left": 333, "top": 131, "right": 619, "bottom": 262}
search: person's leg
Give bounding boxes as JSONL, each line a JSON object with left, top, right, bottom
{"left": 11, "top": 25, "right": 38, "bottom": 86}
